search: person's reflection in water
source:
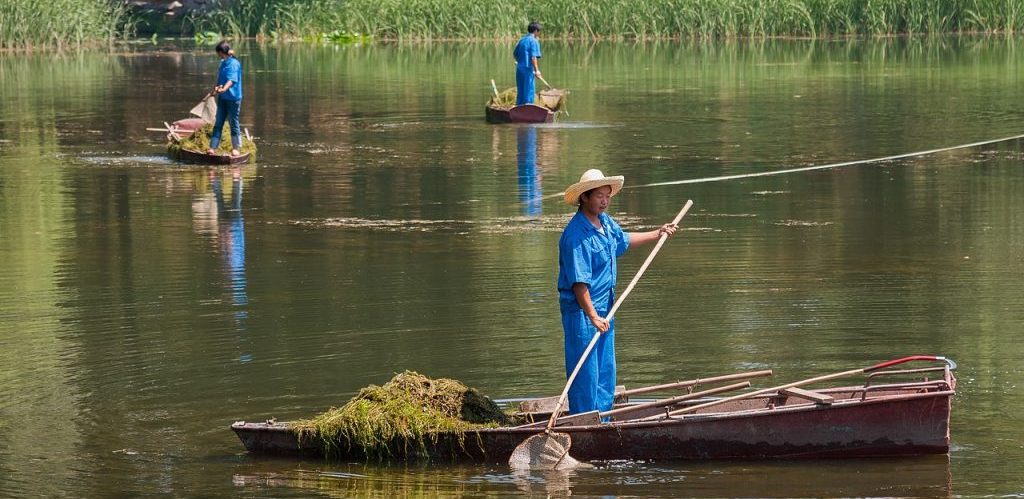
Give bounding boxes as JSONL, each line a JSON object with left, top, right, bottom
{"left": 517, "top": 126, "right": 543, "bottom": 217}
{"left": 211, "top": 168, "right": 252, "bottom": 363}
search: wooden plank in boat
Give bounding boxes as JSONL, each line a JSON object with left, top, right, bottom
{"left": 781, "top": 387, "right": 834, "bottom": 405}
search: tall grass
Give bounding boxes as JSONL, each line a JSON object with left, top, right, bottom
{"left": 0, "top": 0, "right": 131, "bottom": 51}
{"left": 194, "top": 0, "right": 1024, "bottom": 40}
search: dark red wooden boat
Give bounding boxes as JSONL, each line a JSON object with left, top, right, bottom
{"left": 162, "top": 117, "right": 253, "bottom": 165}
{"left": 486, "top": 103, "right": 554, "bottom": 124}
{"left": 172, "top": 148, "right": 252, "bottom": 165}
{"left": 231, "top": 356, "right": 956, "bottom": 463}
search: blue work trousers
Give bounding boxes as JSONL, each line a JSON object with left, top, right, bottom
{"left": 515, "top": 66, "right": 535, "bottom": 106}
{"left": 210, "top": 97, "right": 241, "bottom": 150}
{"left": 561, "top": 307, "right": 616, "bottom": 414}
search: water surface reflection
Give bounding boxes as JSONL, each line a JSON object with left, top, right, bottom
{"left": 1, "top": 38, "right": 1023, "bottom": 497}
{"left": 230, "top": 456, "right": 952, "bottom": 497}
{"left": 516, "top": 126, "right": 543, "bottom": 216}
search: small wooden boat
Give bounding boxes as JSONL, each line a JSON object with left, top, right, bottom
{"left": 485, "top": 81, "right": 566, "bottom": 124}
{"left": 172, "top": 148, "right": 252, "bottom": 165}
{"left": 231, "top": 356, "right": 956, "bottom": 463}
{"left": 486, "top": 103, "right": 554, "bottom": 124}
{"left": 150, "top": 117, "right": 255, "bottom": 165}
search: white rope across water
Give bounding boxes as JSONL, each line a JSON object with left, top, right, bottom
{"left": 545, "top": 133, "right": 1024, "bottom": 200}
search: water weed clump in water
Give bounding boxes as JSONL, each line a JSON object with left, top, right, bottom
{"left": 293, "top": 371, "right": 510, "bottom": 461}
{"left": 167, "top": 123, "right": 257, "bottom": 158}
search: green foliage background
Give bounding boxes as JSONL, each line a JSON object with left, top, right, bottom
{"left": 193, "top": 0, "right": 1024, "bottom": 39}
{"left": 0, "top": 0, "right": 129, "bottom": 50}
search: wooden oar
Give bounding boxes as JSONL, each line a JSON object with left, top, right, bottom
{"left": 146, "top": 127, "right": 189, "bottom": 133}
{"left": 508, "top": 200, "right": 694, "bottom": 471}
{"left": 163, "top": 122, "right": 182, "bottom": 141}
{"left": 620, "top": 369, "right": 772, "bottom": 397}
{"left": 518, "top": 369, "right": 773, "bottom": 413}
{"left": 602, "top": 381, "right": 752, "bottom": 421}
{"left": 517, "top": 380, "right": 754, "bottom": 429}
{"left": 653, "top": 355, "right": 951, "bottom": 420}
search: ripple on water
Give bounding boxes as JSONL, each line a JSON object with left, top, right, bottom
{"left": 287, "top": 213, "right": 658, "bottom": 235}
{"left": 75, "top": 154, "right": 179, "bottom": 167}
{"left": 771, "top": 219, "right": 834, "bottom": 227}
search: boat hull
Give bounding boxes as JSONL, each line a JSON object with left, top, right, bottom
{"left": 172, "top": 148, "right": 251, "bottom": 165}
{"left": 486, "top": 104, "right": 554, "bottom": 124}
{"left": 232, "top": 383, "right": 954, "bottom": 462}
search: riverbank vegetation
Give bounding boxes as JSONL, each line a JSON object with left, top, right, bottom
{"left": 8, "top": 0, "right": 1024, "bottom": 50}
{"left": 0, "top": 0, "right": 130, "bottom": 51}
{"left": 190, "top": 0, "right": 1024, "bottom": 40}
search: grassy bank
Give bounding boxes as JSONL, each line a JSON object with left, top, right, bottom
{"left": 193, "top": 0, "right": 1024, "bottom": 40}
{"left": 0, "top": 0, "right": 130, "bottom": 51}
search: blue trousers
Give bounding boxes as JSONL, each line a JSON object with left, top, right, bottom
{"left": 210, "top": 97, "right": 241, "bottom": 150}
{"left": 515, "top": 66, "right": 535, "bottom": 106}
{"left": 561, "top": 307, "right": 616, "bottom": 414}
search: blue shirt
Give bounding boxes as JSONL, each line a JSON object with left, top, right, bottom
{"left": 558, "top": 210, "right": 630, "bottom": 313}
{"left": 217, "top": 56, "right": 243, "bottom": 101}
{"left": 513, "top": 34, "right": 542, "bottom": 70}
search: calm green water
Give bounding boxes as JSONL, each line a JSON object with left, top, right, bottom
{"left": 1, "top": 37, "right": 1023, "bottom": 497}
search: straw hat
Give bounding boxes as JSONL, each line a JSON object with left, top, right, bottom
{"left": 563, "top": 169, "right": 624, "bottom": 205}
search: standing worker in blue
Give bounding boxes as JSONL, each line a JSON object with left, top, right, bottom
{"left": 206, "top": 41, "right": 243, "bottom": 157}
{"left": 558, "top": 169, "right": 678, "bottom": 414}
{"left": 513, "top": 21, "right": 543, "bottom": 106}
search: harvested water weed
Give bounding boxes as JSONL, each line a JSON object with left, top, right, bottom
{"left": 489, "top": 87, "right": 519, "bottom": 108}
{"left": 488, "top": 87, "right": 566, "bottom": 111}
{"left": 167, "top": 123, "right": 257, "bottom": 159}
{"left": 293, "top": 371, "right": 510, "bottom": 461}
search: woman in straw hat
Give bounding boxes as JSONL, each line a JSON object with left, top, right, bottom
{"left": 557, "top": 169, "right": 678, "bottom": 415}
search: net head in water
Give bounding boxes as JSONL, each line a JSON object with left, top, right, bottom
{"left": 508, "top": 432, "right": 590, "bottom": 470}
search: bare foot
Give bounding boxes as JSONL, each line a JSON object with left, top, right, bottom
{"left": 231, "top": 149, "right": 241, "bottom": 157}
{"left": 206, "top": 148, "right": 216, "bottom": 155}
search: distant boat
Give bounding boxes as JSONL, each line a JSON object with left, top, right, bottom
{"left": 486, "top": 84, "right": 567, "bottom": 124}
{"left": 230, "top": 356, "right": 956, "bottom": 463}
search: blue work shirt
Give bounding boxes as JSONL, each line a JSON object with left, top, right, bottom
{"left": 217, "top": 56, "right": 243, "bottom": 101}
{"left": 558, "top": 210, "right": 630, "bottom": 313}
{"left": 513, "top": 34, "right": 542, "bottom": 70}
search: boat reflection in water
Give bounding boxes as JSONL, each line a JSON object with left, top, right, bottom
{"left": 516, "top": 126, "right": 543, "bottom": 217}
{"left": 230, "top": 454, "right": 952, "bottom": 497}
{"left": 192, "top": 167, "right": 252, "bottom": 363}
